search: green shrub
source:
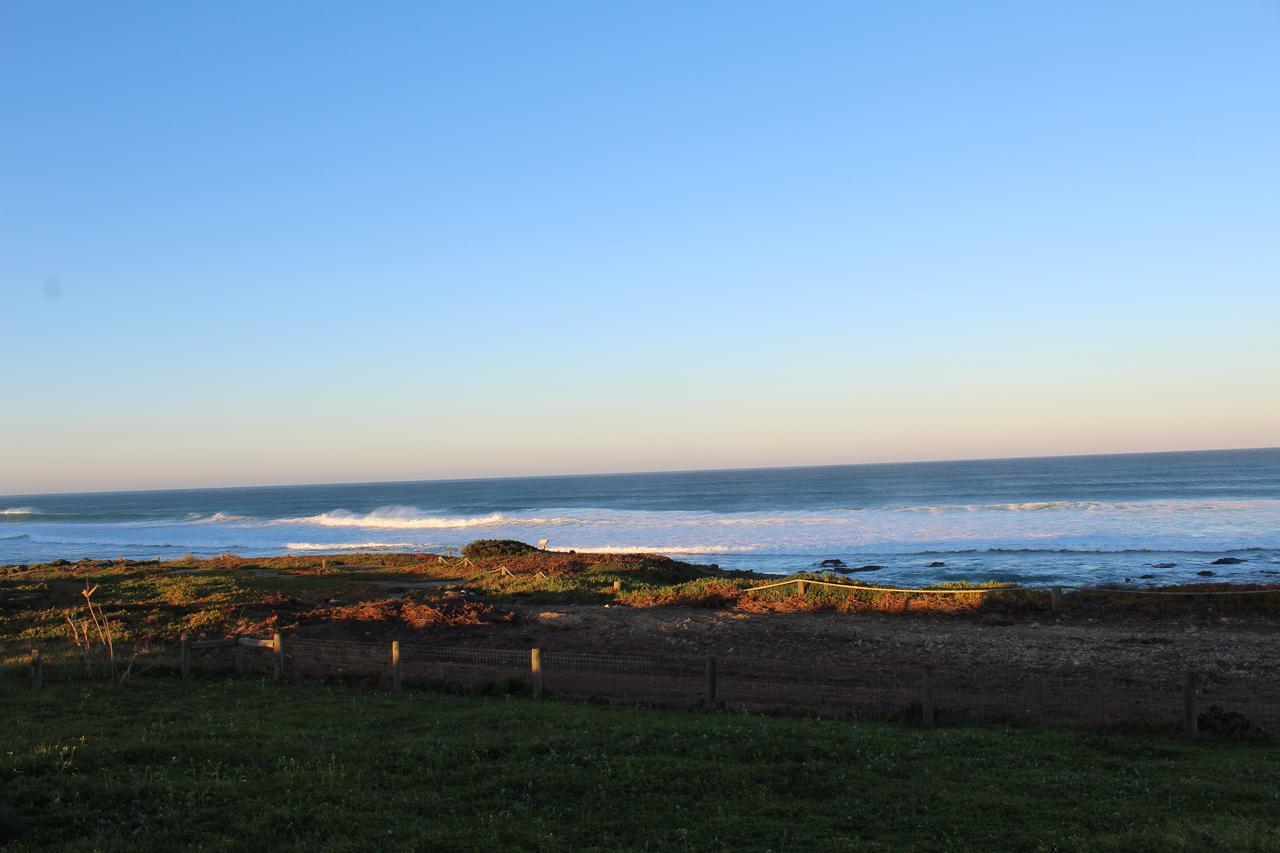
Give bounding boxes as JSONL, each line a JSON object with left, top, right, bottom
{"left": 462, "top": 540, "right": 538, "bottom": 560}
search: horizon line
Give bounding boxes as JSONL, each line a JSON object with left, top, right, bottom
{"left": 4, "top": 443, "right": 1278, "bottom": 501}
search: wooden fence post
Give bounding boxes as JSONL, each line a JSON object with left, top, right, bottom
{"left": 30, "top": 648, "right": 42, "bottom": 691}
{"left": 531, "top": 648, "right": 543, "bottom": 700}
{"left": 796, "top": 580, "right": 806, "bottom": 596}
{"left": 1183, "top": 671, "right": 1199, "bottom": 738}
{"left": 612, "top": 580, "right": 622, "bottom": 594}
{"left": 273, "top": 632, "right": 285, "bottom": 680}
{"left": 391, "top": 640, "right": 402, "bottom": 690}
{"left": 704, "top": 655, "right": 717, "bottom": 710}
{"left": 921, "top": 665, "right": 934, "bottom": 725}
{"left": 1050, "top": 587, "right": 1062, "bottom": 612}
{"left": 180, "top": 635, "right": 191, "bottom": 680}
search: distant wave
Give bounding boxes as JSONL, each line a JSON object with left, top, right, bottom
{"left": 0, "top": 507, "right": 42, "bottom": 516}
{"left": 5, "top": 497, "right": 1280, "bottom": 567}
{"left": 888, "top": 499, "right": 1280, "bottom": 514}
{"left": 549, "top": 544, "right": 757, "bottom": 555}
{"left": 286, "top": 541, "right": 423, "bottom": 551}
{"left": 182, "top": 498, "right": 1280, "bottom": 553}
{"left": 184, "top": 511, "right": 256, "bottom": 523}
{"left": 283, "top": 506, "right": 574, "bottom": 530}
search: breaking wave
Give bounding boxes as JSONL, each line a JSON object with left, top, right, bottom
{"left": 286, "top": 506, "right": 572, "bottom": 530}
{"left": 183, "top": 511, "right": 255, "bottom": 523}
{"left": 285, "top": 541, "right": 421, "bottom": 551}
{"left": 548, "top": 544, "right": 755, "bottom": 555}
{"left": 172, "top": 498, "right": 1280, "bottom": 553}
{"left": 0, "top": 507, "right": 42, "bottom": 516}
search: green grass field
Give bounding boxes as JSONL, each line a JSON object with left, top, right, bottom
{"left": 3, "top": 679, "right": 1278, "bottom": 851}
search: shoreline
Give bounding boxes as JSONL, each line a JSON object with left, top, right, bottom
{"left": 6, "top": 546, "right": 1280, "bottom": 595}
{"left": 5, "top": 546, "right": 1279, "bottom": 589}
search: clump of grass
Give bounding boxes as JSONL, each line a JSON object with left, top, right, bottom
{"left": 619, "top": 578, "right": 748, "bottom": 608}
{"left": 296, "top": 592, "right": 516, "bottom": 632}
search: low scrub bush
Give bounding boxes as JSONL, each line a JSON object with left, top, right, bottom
{"left": 462, "top": 540, "right": 539, "bottom": 560}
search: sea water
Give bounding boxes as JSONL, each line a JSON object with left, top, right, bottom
{"left": 3, "top": 447, "right": 1280, "bottom": 586}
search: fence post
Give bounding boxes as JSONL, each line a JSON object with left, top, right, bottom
{"left": 796, "top": 580, "right": 806, "bottom": 596}
{"left": 612, "top": 580, "right": 622, "bottom": 594}
{"left": 1183, "top": 671, "right": 1199, "bottom": 738}
{"left": 704, "top": 655, "right": 717, "bottom": 710}
{"left": 30, "top": 648, "right": 42, "bottom": 690}
{"left": 1050, "top": 586, "right": 1062, "bottom": 612}
{"left": 921, "top": 665, "right": 934, "bottom": 725}
{"left": 273, "top": 632, "right": 285, "bottom": 680}
{"left": 531, "top": 648, "right": 544, "bottom": 700}
{"left": 180, "top": 635, "right": 191, "bottom": 681}
{"left": 391, "top": 640, "right": 402, "bottom": 690}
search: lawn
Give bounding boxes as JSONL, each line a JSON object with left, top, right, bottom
{"left": 3, "top": 679, "right": 1278, "bottom": 851}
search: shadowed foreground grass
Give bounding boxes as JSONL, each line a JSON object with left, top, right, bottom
{"left": 3, "top": 680, "right": 1279, "bottom": 851}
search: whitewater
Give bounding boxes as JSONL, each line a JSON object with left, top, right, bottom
{"left": 3, "top": 448, "right": 1279, "bottom": 585}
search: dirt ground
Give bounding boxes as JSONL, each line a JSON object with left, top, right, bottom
{"left": 453, "top": 601, "right": 1278, "bottom": 679}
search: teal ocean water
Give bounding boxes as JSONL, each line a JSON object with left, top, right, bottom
{"left": 3, "top": 448, "right": 1280, "bottom": 585}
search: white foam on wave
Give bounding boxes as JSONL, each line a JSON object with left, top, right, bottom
{"left": 282, "top": 505, "right": 575, "bottom": 530}
{"left": 6, "top": 498, "right": 1280, "bottom": 566}
{"left": 421, "top": 498, "right": 1280, "bottom": 554}
{"left": 0, "top": 507, "right": 42, "bottom": 516}
{"left": 285, "top": 541, "right": 421, "bottom": 551}
{"left": 184, "top": 511, "right": 255, "bottom": 523}
{"left": 549, "top": 544, "right": 756, "bottom": 555}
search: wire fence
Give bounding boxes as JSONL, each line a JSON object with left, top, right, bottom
{"left": 4, "top": 633, "right": 1277, "bottom": 740}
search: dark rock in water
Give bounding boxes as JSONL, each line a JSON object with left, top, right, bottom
{"left": 1138, "top": 574, "right": 1156, "bottom": 580}
{"left": 928, "top": 561, "right": 946, "bottom": 568}
{"left": 819, "top": 559, "right": 847, "bottom": 568}
{"left": 1152, "top": 562, "right": 1177, "bottom": 569}
{"left": 50, "top": 559, "right": 70, "bottom": 567}
{"left": 1199, "top": 705, "right": 1270, "bottom": 740}
{"left": 834, "top": 564, "right": 881, "bottom": 574}
{"left": 1211, "top": 557, "right": 1245, "bottom": 565}
{"left": 1196, "top": 570, "right": 1215, "bottom": 577}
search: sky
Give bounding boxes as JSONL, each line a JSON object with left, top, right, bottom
{"left": 2, "top": 1, "right": 1279, "bottom": 495}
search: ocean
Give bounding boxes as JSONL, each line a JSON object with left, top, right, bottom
{"left": 3, "top": 447, "right": 1280, "bottom": 586}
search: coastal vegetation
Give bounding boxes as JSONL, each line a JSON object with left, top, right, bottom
{"left": 3, "top": 543, "right": 1279, "bottom": 849}
{"left": 2, "top": 544, "right": 1279, "bottom": 651}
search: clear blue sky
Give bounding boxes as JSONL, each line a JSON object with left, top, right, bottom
{"left": 3, "top": 1, "right": 1278, "bottom": 494}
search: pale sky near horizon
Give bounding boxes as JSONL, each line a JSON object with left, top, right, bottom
{"left": 3, "top": 1, "right": 1279, "bottom": 495}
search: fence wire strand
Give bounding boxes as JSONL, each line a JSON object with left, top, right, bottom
{"left": 7, "top": 635, "right": 1276, "bottom": 738}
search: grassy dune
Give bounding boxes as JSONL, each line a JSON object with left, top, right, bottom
{"left": 3, "top": 679, "right": 1279, "bottom": 851}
